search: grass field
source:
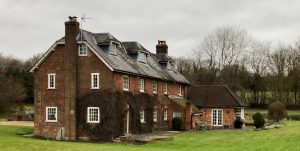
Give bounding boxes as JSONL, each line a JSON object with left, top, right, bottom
{"left": 0, "top": 121, "right": 300, "bottom": 151}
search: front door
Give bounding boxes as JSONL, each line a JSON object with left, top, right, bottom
{"left": 212, "top": 109, "right": 223, "bottom": 126}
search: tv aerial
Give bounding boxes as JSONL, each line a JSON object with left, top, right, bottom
{"left": 80, "top": 14, "right": 93, "bottom": 44}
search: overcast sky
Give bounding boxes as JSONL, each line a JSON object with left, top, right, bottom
{"left": 0, "top": 0, "right": 300, "bottom": 60}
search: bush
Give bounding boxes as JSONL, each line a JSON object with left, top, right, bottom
{"left": 234, "top": 116, "right": 244, "bottom": 129}
{"left": 267, "top": 101, "right": 287, "bottom": 122}
{"left": 172, "top": 117, "right": 183, "bottom": 131}
{"left": 252, "top": 112, "right": 265, "bottom": 128}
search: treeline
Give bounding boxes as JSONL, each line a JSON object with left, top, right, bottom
{"left": 175, "top": 26, "right": 300, "bottom": 106}
{"left": 0, "top": 53, "right": 40, "bottom": 113}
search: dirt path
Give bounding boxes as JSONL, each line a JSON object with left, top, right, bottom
{"left": 0, "top": 121, "right": 33, "bottom": 127}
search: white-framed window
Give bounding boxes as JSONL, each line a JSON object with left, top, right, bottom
{"left": 91, "top": 73, "right": 100, "bottom": 89}
{"left": 234, "top": 108, "right": 244, "bottom": 119}
{"left": 212, "top": 109, "right": 223, "bottom": 126}
{"left": 87, "top": 107, "right": 100, "bottom": 123}
{"left": 48, "top": 73, "right": 56, "bottom": 89}
{"left": 46, "top": 107, "right": 57, "bottom": 122}
{"left": 78, "top": 44, "right": 88, "bottom": 56}
{"left": 163, "top": 82, "right": 168, "bottom": 94}
{"left": 173, "top": 112, "right": 182, "bottom": 118}
{"left": 110, "top": 42, "right": 118, "bottom": 54}
{"left": 139, "top": 78, "right": 145, "bottom": 92}
{"left": 153, "top": 109, "right": 157, "bottom": 122}
{"left": 140, "top": 110, "right": 145, "bottom": 123}
{"left": 179, "top": 85, "right": 182, "bottom": 96}
{"left": 152, "top": 81, "right": 157, "bottom": 93}
{"left": 123, "top": 75, "right": 129, "bottom": 91}
{"left": 138, "top": 52, "right": 147, "bottom": 63}
{"left": 167, "top": 61, "right": 171, "bottom": 70}
{"left": 164, "top": 109, "right": 168, "bottom": 121}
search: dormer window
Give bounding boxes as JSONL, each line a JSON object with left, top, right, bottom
{"left": 138, "top": 52, "right": 147, "bottom": 63}
{"left": 166, "top": 61, "right": 171, "bottom": 70}
{"left": 78, "top": 44, "right": 87, "bottom": 56}
{"left": 110, "top": 42, "right": 118, "bottom": 55}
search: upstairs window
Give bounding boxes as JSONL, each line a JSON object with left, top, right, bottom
{"left": 48, "top": 73, "right": 56, "bottom": 89}
{"left": 179, "top": 85, "right": 182, "bottom": 96}
{"left": 152, "top": 81, "right": 157, "bottom": 93}
{"left": 139, "top": 78, "right": 145, "bottom": 92}
{"left": 110, "top": 42, "right": 118, "bottom": 55}
{"left": 46, "top": 107, "right": 57, "bottom": 122}
{"left": 138, "top": 52, "right": 147, "bottom": 63}
{"left": 123, "top": 75, "right": 129, "bottom": 91}
{"left": 140, "top": 110, "right": 145, "bottom": 123}
{"left": 163, "top": 82, "right": 168, "bottom": 94}
{"left": 87, "top": 107, "right": 100, "bottom": 123}
{"left": 91, "top": 73, "right": 100, "bottom": 89}
{"left": 78, "top": 44, "right": 87, "bottom": 56}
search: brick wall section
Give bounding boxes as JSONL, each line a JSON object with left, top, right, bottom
{"left": 77, "top": 48, "right": 114, "bottom": 97}
{"left": 34, "top": 45, "right": 66, "bottom": 139}
{"left": 113, "top": 73, "right": 189, "bottom": 130}
{"left": 191, "top": 108, "right": 236, "bottom": 129}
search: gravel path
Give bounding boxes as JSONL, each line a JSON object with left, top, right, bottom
{"left": 0, "top": 121, "right": 33, "bottom": 127}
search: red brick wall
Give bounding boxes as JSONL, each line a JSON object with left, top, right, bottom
{"left": 191, "top": 108, "right": 236, "bottom": 129}
{"left": 34, "top": 43, "right": 190, "bottom": 139}
{"left": 34, "top": 45, "right": 66, "bottom": 139}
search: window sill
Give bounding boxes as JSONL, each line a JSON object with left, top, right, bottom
{"left": 78, "top": 54, "right": 88, "bottom": 56}
{"left": 123, "top": 89, "right": 129, "bottom": 91}
{"left": 45, "top": 120, "right": 57, "bottom": 123}
{"left": 90, "top": 88, "right": 100, "bottom": 89}
{"left": 87, "top": 121, "right": 100, "bottom": 124}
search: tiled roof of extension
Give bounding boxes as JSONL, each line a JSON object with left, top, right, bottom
{"left": 188, "top": 85, "right": 248, "bottom": 108}
{"left": 55, "top": 30, "right": 190, "bottom": 84}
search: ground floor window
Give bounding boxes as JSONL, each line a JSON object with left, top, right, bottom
{"left": 87, "top": 107, "right": 100, "bottom": 123}
{"left": 153, "top": 110, "right": 157, "bottom": 122}
{"left": 212, "top": 109, "right": 223, "bottom": 126}
{"left": 173, "top": 112, "right": 182, "bottom": 118}
{"left": 163, "top": 109, "right": 167, "bottom": 121}
{"left": 46, "top": 107, "right": 57, "bottom": 122}
{"left": 140, "top": 110, "right": 145, "bottom": 123}
{"left": 234, "top": 108, "right": 244, "bottom": 119}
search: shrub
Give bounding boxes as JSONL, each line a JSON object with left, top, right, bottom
{"left": 234, "top": 116, "right": 244, "bottom": 129}
{"left": 252, "top": 112, "right": 265, "bottom": 128}
{"left": 172, "top": 117, "right": 183, "bottom": 131}
{"left": 267, "top": 101, "right": 287, "bottom": 122}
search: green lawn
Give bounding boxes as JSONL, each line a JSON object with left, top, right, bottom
{"left": 0, "top": 121, "right": 300, "bottom": 151}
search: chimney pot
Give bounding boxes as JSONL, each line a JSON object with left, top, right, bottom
{"left": 156, "top": 40, "right": 168, "bottom": 54}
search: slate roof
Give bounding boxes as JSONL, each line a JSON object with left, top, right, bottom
{"left": 188, "top": 85, "right": 248, "bottom": 108}
{"left": 54, "top": 30, "right": 190, "bottom": 84}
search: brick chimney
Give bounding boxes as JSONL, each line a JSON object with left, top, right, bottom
{"left": 156, "top": 40, "right": 168, "bottom": 54}
{"left": 64, "top": 16, "right": 79, "bottom": 141}
{"left": 184, "top": 102, "right": 192, "bottom": 130}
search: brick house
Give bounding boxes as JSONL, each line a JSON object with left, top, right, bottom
{"left": 188, "top": 85, "right": 248, "bottom": 129}
{"left": 30, "top": 17, "right": 191, "bottom": 140}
